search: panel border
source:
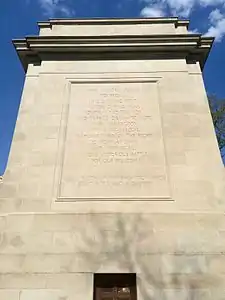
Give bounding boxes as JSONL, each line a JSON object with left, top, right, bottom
{"left": 52, "top": 73, "right": 172, "bottom": 202}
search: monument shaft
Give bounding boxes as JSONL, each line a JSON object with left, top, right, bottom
{"left": 0, "top": 18, "right": 224, "bottom": 300}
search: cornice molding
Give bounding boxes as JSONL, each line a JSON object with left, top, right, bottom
{"left": 13, "top": 34, "right": 214, "bottom": 72}
{"left": 38, "top": 17, "right": 189, "bottom": 28}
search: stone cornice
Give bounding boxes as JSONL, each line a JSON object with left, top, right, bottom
{"left": 13, "top": 34, "right": 214, "bottom": 72}
{"left": 38, "top": 17, "right": 189, "bottom": 28}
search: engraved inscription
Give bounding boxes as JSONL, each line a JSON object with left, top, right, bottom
{"left": 60, "top": 81, "right": 169, "bottom": 199}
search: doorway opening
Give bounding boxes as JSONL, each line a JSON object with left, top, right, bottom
{"left": 94, "top": 273, "right": 137, "bottom": 300}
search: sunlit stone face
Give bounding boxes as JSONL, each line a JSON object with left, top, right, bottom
{"left": 59, "top": 80, "right": 170, "bottom": 200}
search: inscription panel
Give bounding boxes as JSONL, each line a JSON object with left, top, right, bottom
{"left": 59, "top": 81, "right": 170, "bottom": 200}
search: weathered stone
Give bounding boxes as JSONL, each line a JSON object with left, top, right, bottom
{"left": 0, "top": 17, "right": 224, "bottom": 299}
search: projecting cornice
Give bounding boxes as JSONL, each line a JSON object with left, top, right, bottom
{"left": 13, "top": 34, "right": 214, "bottom": 72}
{"left": 37, "top": 17, "right": 189, "bottom": 28}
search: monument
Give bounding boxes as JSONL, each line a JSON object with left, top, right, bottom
{"left": 0, "top": 18, "right": 224, "bottom": 299}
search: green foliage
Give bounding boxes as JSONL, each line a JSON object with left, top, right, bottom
{"left": 208, "top": 95, "right": 225, "bottom": 158}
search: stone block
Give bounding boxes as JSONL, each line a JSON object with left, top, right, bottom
{"left": 5, "top": 214, "right": 34, "bottom": 232}
{"left": 0, "top": 274, "right": 46, "bottom": 289}
{"left": 207, "top": 255, "right": 225, "bottom": 274}
{"left": 0, "top": 198, "right": 22, "bottom": 213}
{"left": 0, "top": 232, "right": 53, "bottom": 254}
{"left": 0, "top": 255, "right": 25, "bottom": 273}
{"left": 162, "top": 289, "right": 211, "bottom": 300}
{"left": 0, "top": 290, "right": 20, "bottom": 300}
{"left": 162, "top": 255, "right": 208, "bottom": 275}
{"left": 0, "top": 183, "right": 18, "bottom": 198}
{"left": 45, "top": 273, "right": 93, "bottom": 291}
{"left": 20, "top": 290, "right": 71, "bottom": 300}
{"left": 210, "top": 289, "right": 225, "bottom": 300}
{"left": 32, "top": 214, "right": 78, "bottom": 231}
{"left": 23, "top": 254, "right": 72, "bottom": 273}
{"left": 50, "top": 22, "right": 176, "bottom": 36}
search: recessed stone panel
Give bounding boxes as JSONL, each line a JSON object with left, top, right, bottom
{"left": 58, "top": 80, "right": 170, "bottom": 201}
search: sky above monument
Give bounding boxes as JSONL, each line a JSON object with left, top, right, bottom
{"left": 0, "top": 0, "right": 225, "bottom": 175}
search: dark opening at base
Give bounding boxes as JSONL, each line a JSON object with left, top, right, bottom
{"left": 94, "top": 273, "right": 137, "bottom": 300}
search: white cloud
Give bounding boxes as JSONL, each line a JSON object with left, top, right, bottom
{"left": 165, "top": 0, "right": 195, "bottom": 17}
{"left": 37, "top": 0, "right": 75, "bottom": 17}
{"left": 141, "top": 5, "right": 165, "bottom": 17}
{"left": 140, "top": 0, "right": 196, "bottom": 18}
{"left": 205, "top": 9, "right": 225, "bottom": 41}
{"left": 140, "top": 0, "right": 225, "bottom": 42}
{"left": 188, "top": 28, "right": 199, "bottom": 34}
{"left": 209, "top": 8, "right": 224, "bottom": 22}
{"left": 199, "top": 0, "right": 225, "bottom": 6}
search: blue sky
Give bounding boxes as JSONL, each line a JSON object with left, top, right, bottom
{"left": 0, "top": 0, "right": 225, "bottom": 175}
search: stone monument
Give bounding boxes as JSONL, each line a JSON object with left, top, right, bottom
{"left": 0, "top": 18, "right": 224, "bottom": 299}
